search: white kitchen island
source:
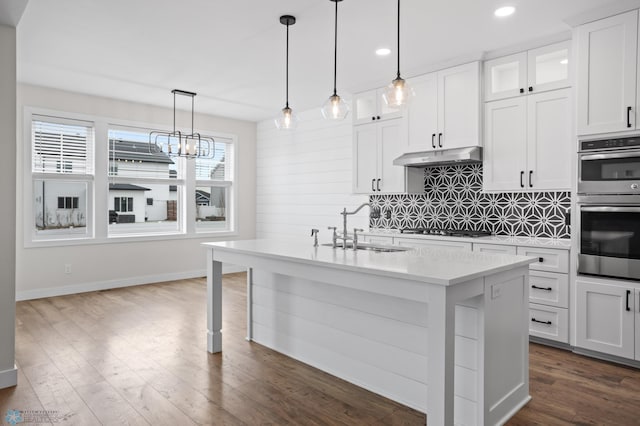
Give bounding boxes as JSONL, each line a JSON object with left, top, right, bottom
{"left": 203, "top": 239, "right": 536, "bottom": 426}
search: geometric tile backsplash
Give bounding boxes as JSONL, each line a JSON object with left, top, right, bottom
{"left": 370, "top": 163, "right": 571, "bottom": 239}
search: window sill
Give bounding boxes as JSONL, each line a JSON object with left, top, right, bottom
{"left": 25, "top": 230, "right": 240, "bottom": 248}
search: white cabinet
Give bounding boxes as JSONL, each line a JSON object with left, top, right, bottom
{"left": 576, "top": 279, "right": 636, "bottom": 359}
{"left": 472, "top": 244, "right": 570, "bottom": 344}
{"left": 353, "top": 119, "right": 423, "bottom": 194}
{"left": 406, "top": 62, "right": 481, "bottom": 152}
{"left": 353, "top": 88, "right": 403, "bottom": 125}
{"left": 484, "top": 41, "right": 571, "bottom": 102}
{"left": 636, "top": 289, "right": 640, "bottom": 361}
{"left": 483, "top": 88, "right": 571, "bottom": 191}
{"left": 395, "top": 237, "right": 472, "bottom": 251}
{"left": 576, "top": 10, "right": 638, "bottom": 135}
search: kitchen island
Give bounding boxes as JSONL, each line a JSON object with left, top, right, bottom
{"left": 203, "top": 239, "right": 536, "bottom": 426}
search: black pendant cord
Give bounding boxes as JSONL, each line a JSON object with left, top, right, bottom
{"left": 286, "top": 21, "right": 290, "bottom": 109}
{"left": 396, "top": 0, "right": 401, "bottom": 79}
{"left": 332, "top": 0, "right": 338, "bottom": 96}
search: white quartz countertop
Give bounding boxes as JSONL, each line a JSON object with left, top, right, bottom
{"left": 365, "top": 229, "right": 572, "bottom": 249}
{"left": 203, "top": 239, "right": 536, "bottom": 286}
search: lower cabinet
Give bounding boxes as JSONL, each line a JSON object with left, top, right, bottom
{"left": 529, "top": 303, "right": 569, "bottom": 342}
{"left": 394, "top": 237, "right": 472, "bottom": 251}
{"left": 576, "top": 279, "right": 638, "bottom": 360}
{"left": 473, "top": 243, "right": 570, "bottom": 344}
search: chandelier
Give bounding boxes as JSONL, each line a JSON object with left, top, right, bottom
{"left": 149, "top": 89, "right": 215, "bottom": 159}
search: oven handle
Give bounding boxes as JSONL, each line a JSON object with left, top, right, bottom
{"left": 580, "top": 151, "right": 640, "bottom": 161}
{"left": 580, "top": 206, "right": 640, "bottom": 213}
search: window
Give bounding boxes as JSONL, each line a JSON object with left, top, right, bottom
{"left": 114, "top": 197, "right": 133, "bottom": 212}
{"left": 26, "top": 108, "right": 236, "bottom": 245}
{"left": 195, "top": 139, "right": 233, "bottom": 232}
{"left": 108, "top": 127, "right": 183, "bottom": 236}
{"left": 31, "top": 115, "right": 94, "bottom": 239}
{"left": 57, "top": 196, "right": 79, "bottom": 209}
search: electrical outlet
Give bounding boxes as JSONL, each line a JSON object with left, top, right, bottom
{"left": 491, "top": 284, "right": 502, "bottom": 300}
{"left": 64, "top": 264, "right": 72, "bottom": 274}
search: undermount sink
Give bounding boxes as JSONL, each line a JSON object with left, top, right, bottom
{"left": 321, "top": 242, "right": 412, "bottom": 253}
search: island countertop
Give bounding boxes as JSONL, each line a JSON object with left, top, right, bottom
{"left": 203, "top": 239, "right": 536, "bottom": 286}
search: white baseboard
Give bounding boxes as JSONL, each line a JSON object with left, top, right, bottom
{"left": 16, "top": 263, "right": 246, "bottom": 301}
{"left": 0, "top": 365, "right": 17, "bottom": 389}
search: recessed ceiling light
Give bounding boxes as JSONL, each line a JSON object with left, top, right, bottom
{"left": 494, "top": 6, "right": 515, "bottom": 17}
{"left": 376, "top": 48, "right": 391, "bottom": 56}
{"left": 560, "top": 59, "right": 569, "bottom": 65}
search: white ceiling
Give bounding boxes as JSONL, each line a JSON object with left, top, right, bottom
{"left": 15, "top": 0, "right": 623, "bottom": 122}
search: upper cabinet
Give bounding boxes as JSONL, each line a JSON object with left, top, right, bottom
{"left": 353, "top": 88, "right": 404, "bottom": 125}
{"left": 484, "top": 41, "right": 571, "bottom": 102}
{"left": 576, "top": 10, "right": 638, "bottom": 135}
{"left": 406, "top": 61, "right": 481, "bottom": 153}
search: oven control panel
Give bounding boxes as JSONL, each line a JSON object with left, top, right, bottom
{"left": 581, "top": 137, "right": 640, "bottom": 151}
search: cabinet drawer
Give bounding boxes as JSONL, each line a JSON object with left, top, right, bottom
{"left": 529, "top": 271, "right": 569, "bottom": 308}
{"left": 517, "top": 246, "right": 569, "bottom": 273}
{"left": 529, "top": 304, "right": 569, "bottom": 343}
{"left": 394, "top": 237, "right": 472, "bottom": 251}
{"left": 472, "top": 243, "right": 517, "bottom": 255}
{"left": 361, "top": 235, "right": 394, "bottom": 245}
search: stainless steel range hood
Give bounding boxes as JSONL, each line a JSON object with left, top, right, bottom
{"left": 393, "top": 146, "right": 482, "bottom": 167}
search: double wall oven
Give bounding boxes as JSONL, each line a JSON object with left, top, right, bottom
{"left": 578, "top": 136, "right": 640, "bottom": 280}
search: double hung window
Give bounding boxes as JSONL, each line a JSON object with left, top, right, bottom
{"left": 31, "top": 115, "right": 94, "bottom": 240}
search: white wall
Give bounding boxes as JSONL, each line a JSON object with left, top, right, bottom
{"left": 16, "top": 84, "right": 256, "bottom": 299}
{"left": 0, "top": 23, "right": 17, "bottom": 388}
{"left": 256, "top": 108, "right": 368, "bottom": 244}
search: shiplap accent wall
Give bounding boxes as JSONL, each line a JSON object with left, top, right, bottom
{"left": 256, "top": 109, "right": 369, "bottom": 243}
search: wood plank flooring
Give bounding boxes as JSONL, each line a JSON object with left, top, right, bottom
{"left": 1, "top": 272, "right": 640, "bottom": 425}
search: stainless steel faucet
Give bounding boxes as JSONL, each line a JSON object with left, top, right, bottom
{"left": 334, "top": 203, "right": 380, "bottom": 249}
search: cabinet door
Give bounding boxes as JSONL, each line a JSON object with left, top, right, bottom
{"left": 353, "top": 89, "right": 403, "bottom": 125}
{"left": 526, "top": 88, "right": 572, "bottom": 191}
{"left": 353, "top": 124, "right": 378, "bottom": 193}
{"left": 406, "top": 72, "right": 438, "bottom": 153}
{"left": 527, "top": 41, "right": 571, "bottom": 94}
{"left": 484, "top": 52, "right": 527, "bottom": 101}
{"left": 576, "top": 10, "right": 638, "bottom": 135}
{"left": 438, "top": 62, "right": 481, "bottom": 149}
{"left": 636, "top": 289, "right": 640, "bottom": 361}
{"left": 395, "top": 237, "right": 472, "bottom": 251}
{"left": 377, "top": 119, "right": 406, "bottom": 193}
{"left": 472, "top": 243, "right": 517, "bottom": 255}
{"left": 353, "top": 89, "right": 380, "bottom": 125}
{"left": 483, "top": 97, "right": 527, "bottom": 191}
{"left": 576, "top": 280, "right": 635, "bottom": 359}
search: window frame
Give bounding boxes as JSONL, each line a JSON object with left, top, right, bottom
{"left": 23, "top": 106, "right": 238, "bottom": 248}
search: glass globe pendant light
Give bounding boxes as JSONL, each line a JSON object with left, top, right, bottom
{"left": 383, "top": 0, "right": 414, "bottom": 108}
{"left": 275, "top": 15, "right": 299, "bottom": 130}
{"left": 321, "top": 0, "right": 349, "bottom": 120}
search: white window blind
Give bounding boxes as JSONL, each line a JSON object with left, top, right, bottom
{"left": 32, "top": 117, "right": 95, "bottom": 175}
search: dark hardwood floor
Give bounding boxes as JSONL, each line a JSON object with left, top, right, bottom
{"left": 1, "top": 273, "right": 640, "bottom": 425}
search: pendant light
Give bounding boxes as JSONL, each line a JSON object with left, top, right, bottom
{"left": 275, "top": 15, "right": 298, "bottom": 130}
{"left": 321, "top": 0, "right": 349, "bottom": 120}
{"left": 383, "top": 0, "right": 413, "bottom": 108}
